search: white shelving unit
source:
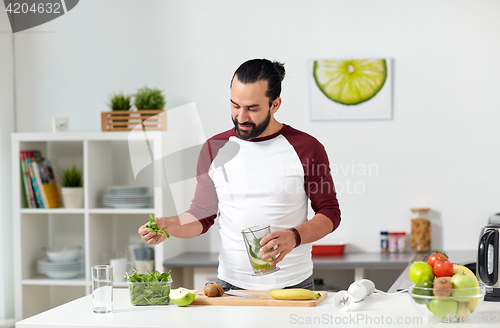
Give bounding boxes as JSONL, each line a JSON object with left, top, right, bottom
{"left": 11, "top": 131, "right": 181, "bottom": 320}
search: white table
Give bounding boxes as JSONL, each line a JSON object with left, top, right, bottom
{"left": 16, "top": 288, "right": 500, "bottom": 328}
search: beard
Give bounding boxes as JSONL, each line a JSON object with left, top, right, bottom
{"left": 232, "top": 110, "right": 271, "bottom": 140}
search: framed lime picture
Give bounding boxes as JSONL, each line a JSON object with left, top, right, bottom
{"left": 310, "top": 58, "right": 393, "bottom": 121}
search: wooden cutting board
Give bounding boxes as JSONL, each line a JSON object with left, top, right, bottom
{"left": 192, "top": 290, "right": 327, "bottom": 307}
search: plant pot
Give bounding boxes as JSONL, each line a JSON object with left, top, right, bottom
{"left": 101, "top": 110, "right": 167, "bottom": 132}
{"left": 61, "top": 187, "right": 84, "bottom": 208}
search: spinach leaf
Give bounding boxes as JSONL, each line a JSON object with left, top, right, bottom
{"left": 145, "top": 215, "right": 170, "bottom": 238}
{"left": 243, "top": 228, "right": 271, "bottom": 259}
{"left": 126, "top": 270, "right": 172, "bottom": 306}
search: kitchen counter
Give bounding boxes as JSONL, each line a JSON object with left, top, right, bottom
{"left": 163, "top": 251, "right": 414, "bottom": 283}
{"left": 163, "top": 252, "right": 220, "bottom": 268}
{"left": 311, "top": 251, "right": 413, "bottom": 269}
{"left": 163, "top": 251, "right": 414, "bottom": 268}
{"left": 16, "top": 287, "right": 500, "bottom": 328}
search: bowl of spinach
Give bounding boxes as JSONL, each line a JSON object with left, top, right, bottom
{"left": 126, "top": 270, "right": 172, "bottom": 306}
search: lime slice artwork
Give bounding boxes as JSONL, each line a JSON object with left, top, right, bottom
{"left": 310, "top": 58, "right": 392, "bottom": 121}
{"left": 314, "top": 59, "right": 387, "bottom": 105}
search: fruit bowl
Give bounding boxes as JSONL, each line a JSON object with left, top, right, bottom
{"left": 408, "top": 283, "right": 486, "bottom": 322}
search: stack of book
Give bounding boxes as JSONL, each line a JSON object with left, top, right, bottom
{"left": 19, "top": 150, "right": 61, "bottom": 208}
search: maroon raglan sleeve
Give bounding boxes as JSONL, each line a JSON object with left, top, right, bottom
{"left": 185, "top": 130, "right": 234, "bottom": 234}
{"left": 283, "top": 126, "right": 341, "bottom": 232}
{"left": 185, "top": 140, "right": 218, "bottom": 234}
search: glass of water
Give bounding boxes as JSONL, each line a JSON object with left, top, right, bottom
{"left": 92, "top": 265, "right": 113, "bottom": 313}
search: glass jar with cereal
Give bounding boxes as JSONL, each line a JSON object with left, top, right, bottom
{"left": 410, "top": 208, "right": 431, "bottom": 252}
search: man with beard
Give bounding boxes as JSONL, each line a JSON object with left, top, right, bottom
{"left": 139, "top": 59, "right": 341, "bottom": 291}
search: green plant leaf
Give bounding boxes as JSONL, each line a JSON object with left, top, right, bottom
{"left": 134, "top": 86, "right": 166, "bottom": 110}
{"left": 60, "top": 165, "right": 83, "bottom": 187}
{"left": 108, "top": 92, "right": 132, "bottom": 111}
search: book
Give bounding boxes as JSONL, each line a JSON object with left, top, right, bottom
{"left": 19, "top": 151, "right": 34, "bottom": 208}
{"left": 27, "top": 156, "right": 44, "bottom": 208}
{"left": 21, "top": 150, "right": 62, "bottom": 209}
{"left": 31, "top": 161, "right": 48, "bottom": 208}
{"left": 32, "top": 150, "right": 51, "bottom": 208}
{"left": 21, "top": 151, "right": 37, "bottom": 208}
{"left": 39, "top": 159, "right": 61, "bottom": 208}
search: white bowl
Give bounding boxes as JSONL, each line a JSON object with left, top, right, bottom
{"left": 46, "top": 247, "right": 80, "bottom": 262}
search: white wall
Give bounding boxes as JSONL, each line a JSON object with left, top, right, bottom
{"left": 9, "top": 0, "right": 500, "bottom": 254}
{"left": 0, "top": 5, "right": 15, "bottom": 324}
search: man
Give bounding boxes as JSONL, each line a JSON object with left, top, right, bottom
{"left": 139, "top": 58, "right": 341, "bottom": 290}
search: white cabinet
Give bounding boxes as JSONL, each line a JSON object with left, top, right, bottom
{"left": 11, "top": 132, "right": 181, "bottom": 320}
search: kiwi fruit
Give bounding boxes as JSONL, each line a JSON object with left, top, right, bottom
{"left": 204, "top": 283, "right": 224, "bottom": 297}
{"left": 433, "top": 276, "right": 452, "bottom": 297}
{"left": 204, "top": 284, "right": 218, "bottom": 297}
{"left": 215, "top": 283, "right": 224, "bottom": 296}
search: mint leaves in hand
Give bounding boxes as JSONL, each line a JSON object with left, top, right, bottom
{"left": 146, "top": 215, "right": 170, "bottom": 238}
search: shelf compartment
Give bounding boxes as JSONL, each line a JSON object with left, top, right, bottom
{"left": 21, "top": 213, "right": 85, "bottom": 281}
{"left": 88, "top": 213, "right": 147, "bottom": 269}
{"left": 18, "top": 140, "right": 84, "bottom": 209}
{"left": 86, "top": 140, "right": 155, "bottom": 209}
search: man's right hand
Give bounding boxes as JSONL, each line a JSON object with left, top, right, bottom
{"left": 138, "top": 213, "right": 204, "bottom": 243}
{"left": 138, "top": 217, "right": 168, "bottom": 245}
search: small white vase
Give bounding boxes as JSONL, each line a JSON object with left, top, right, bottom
{"left": 61, "top": 187, "right": 84, "bottom": 208}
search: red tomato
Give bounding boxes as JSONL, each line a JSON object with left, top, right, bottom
{"left": 433, "top": 260, "right": 453, "bottom": 277}
{"left": 428, "top": 252, "right": 448, "bottom": 267}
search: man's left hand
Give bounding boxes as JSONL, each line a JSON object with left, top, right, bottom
{"left": 258, "top": 229, "right": 296, "bottom": 265}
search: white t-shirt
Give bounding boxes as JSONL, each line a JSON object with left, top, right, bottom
{"left": 187, "top": 124, "right": 340, "bottom": 289}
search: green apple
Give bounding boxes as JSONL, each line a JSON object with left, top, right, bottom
{"left": 426, "top": 299, "right": 458, "bottom": 318}
{"left": 450, "top": 273, "right": 478, "bottom": 301}
{"left": 409, "top": 261, "right": 435, "bottom": 284}
{"left": 412, "top": 280, "right": 433, "bottom": 304}
{"left": 169, "top": 287, "right": 195, "bottom": 307}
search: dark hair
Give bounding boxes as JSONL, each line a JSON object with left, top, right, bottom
{"left": 231, "top": 59, "right": 286, "bottom": 106}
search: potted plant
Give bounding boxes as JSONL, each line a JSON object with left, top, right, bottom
{"left": 101, "top": 87, "right": 167, "bottom": 132}
{"left": 106, "top": 93, "right": 133, "bottom": 128}
{"left": 108, "top": 92, "right": 132, "bottom": 111}
{"left": 60, "top": 165, "right": 83, "bottom": 208}
{"left": 134, "top": 86, "right": 166, "bottom": 110}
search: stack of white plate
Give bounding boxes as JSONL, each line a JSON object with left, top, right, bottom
{"left": 37, "top": 259, "right": 85, "bottom": 279}
{"left": 103, "top": 186, "right": 153, "bottom": 208}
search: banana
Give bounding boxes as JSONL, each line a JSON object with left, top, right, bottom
{"left": 452, "top": 265, "right": 476, "bottom": 277}
{"left": 456, "top": 302, "right": 470, "bottom": 318}
{"left": 269, "top": 288, "right": 321, "bottom": 300}
{"left": 468, "top": 294, "right": 481, "bottom": 311}
{"left": 452, "top": 265, "right": 481, "bottom": 311}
